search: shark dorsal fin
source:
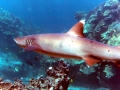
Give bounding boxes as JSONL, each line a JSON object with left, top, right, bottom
{"left": 67, "top": 20, "right": 85, "bottom": 37}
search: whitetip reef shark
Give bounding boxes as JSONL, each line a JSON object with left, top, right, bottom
{"left": 14, "top": 20, "right": 120, "bottom": 67}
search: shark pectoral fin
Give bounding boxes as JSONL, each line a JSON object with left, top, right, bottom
{"left": 67, "top": 20, "right": 85, "bottom": 37}
{"left": 83, "top": 57, "right": 101, "bottom": 67}
{"left": 25, "top": 45, "right": 39, "bottom": 51}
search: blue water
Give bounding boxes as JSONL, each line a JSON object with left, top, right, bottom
{"left": 0, "top": 0, "right": 109, "bottom": 89}
{"left": 0, "top": 0, "right": 106, "bottom": 33}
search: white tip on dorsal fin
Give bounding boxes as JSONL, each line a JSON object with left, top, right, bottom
{"left": 67, "top": 20, "right": 85, "bottom": 37}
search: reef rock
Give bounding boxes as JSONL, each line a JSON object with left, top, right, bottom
{"left": 0, "top": 60, "right": 71, "bottom": 90}
{"left": 75, "top": 0, "right": 120, "bottom": 89}
{"left": 84, "top": 0, "right": 120, "bottom": 89}
{"left": 97, "top": 61, "right": 120, "bottom": 89}
{"left": 84, "top": 0, "right": 120, "bottom": 45}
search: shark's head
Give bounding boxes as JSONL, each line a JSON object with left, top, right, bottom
{"left": 14, "top": 36, "right": 36, "bottom": 49}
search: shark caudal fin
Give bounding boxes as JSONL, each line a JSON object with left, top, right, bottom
{"left": 67, "top": 20, "right": 85, "bottom": 37}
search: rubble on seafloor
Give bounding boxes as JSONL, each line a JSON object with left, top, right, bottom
{"left": 0, "top": 60, "right": 119, "bottom": 90}
{"left": 1, "top": 59, "right": 120, "bottom": 90}
{"left": 0, "top": 60, "right": 70, "bottom": 90}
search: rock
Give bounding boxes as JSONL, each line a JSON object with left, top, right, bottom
{"left": 84, "top": 0, "right": 120, "bottom": 44}
{"left": 97, "top": 61, "right": 120, "bottom": 89}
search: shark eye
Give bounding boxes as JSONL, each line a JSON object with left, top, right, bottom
{"left": 26, "top": 38, "right": 35, "bottom": 46}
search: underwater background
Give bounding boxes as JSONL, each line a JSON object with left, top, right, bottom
{"left": 0, "top": 0, "right": 120, "bottom": 90}
{"left": 0, "top": 0, "right": 106, "bottom": 32}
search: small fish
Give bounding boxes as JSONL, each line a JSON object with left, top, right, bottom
{"left": 5, "top": 48, "right": 9, "bottom": 50}
{"left": 19, "top": 49, "right": 24, "bottom": 53}
{"left": 71, "top": 74, "right": 75, "bottom": 79}
{"left": 26, "top": 61, "right": 34, "bottom": 66}
{"left": 70, "top": 74, "right": 75, "bottom": 83}
{"left": 14, "top": 67, "right": 19, "bottom": 72}
{"left": 22, "top": 63, "right": 25, "bottom": 66}
{"left": 34, "top": 57, "right": 39, "bottom": 61}
{"left": 70, "top": 79, "right": 73, "bottom": 83}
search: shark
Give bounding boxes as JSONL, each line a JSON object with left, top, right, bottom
{"left": 14, "top": 20, "right": 120, "bottom": 66}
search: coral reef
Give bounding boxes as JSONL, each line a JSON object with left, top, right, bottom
{"left": 73, "top": 1, "right": 120, "bottom": 89}
{"left": 84, "top": 0, "right": 120, "bottom": 44}
{"left": 0, "top": 59, "right": 116, "bottom": 90}
{"left": 0, "top": 8, "right": 47, "bottom": 82}
{"left": 104, "top": 21, "right": 120, "bottom": 46}
{"left": 0, "top": 60, "right": 70, "bottom": 90}
{"left": 75, "top": 0, "right": 120, "bottom": 89}
{"left": 97, "top": 61, "right": 120, "bottom": 89}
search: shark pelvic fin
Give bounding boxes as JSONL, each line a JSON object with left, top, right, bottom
{"left": 83, "top": 56, "right": 101, "bottom": 67}
{"left": 67, "top": 20, "right": 85, "bottom": 37}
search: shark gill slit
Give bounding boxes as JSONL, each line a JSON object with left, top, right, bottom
{"left": 26, "top": 38, "right": 35, "bottom": 46}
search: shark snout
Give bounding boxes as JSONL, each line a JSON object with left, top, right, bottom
{"left": 14, "top": 37, "right": 24, "bottom": 45}
{"left": 14, "top": 37, "right": 27, "bottom": 48}
{"left": 14, "top": 38, "right": 18, "bottom": 44}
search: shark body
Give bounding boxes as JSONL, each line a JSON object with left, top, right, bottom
{"left": 14, "top": 20, "right": 120, "bottom": 66}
